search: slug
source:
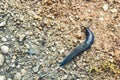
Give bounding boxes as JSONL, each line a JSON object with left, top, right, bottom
{"left": 60, "top": 27, "right": 94, "bottom": 67}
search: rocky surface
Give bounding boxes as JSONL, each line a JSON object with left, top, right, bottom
{"left": 0, "top": 53, "right": 4, "bottom": 66}
{"left": 0, "top": 0, "right": 120, "bottom": 80}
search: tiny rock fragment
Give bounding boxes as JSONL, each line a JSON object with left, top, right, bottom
{"left": 7, "top": 78, "right": 12, "bottom": 80}
{"left": 12, "top": 55, "right": 17, "bottom": 60}
{"left": 14, "top": 72, "right": 22, "bottom": 80}
{"left": 28, "top": 48, "right": 36, "bottom": 55}
{"left": 111, "top": 8, "right": 117, "bottom": 13}
{"left": 32, "top": 64, "right": 40, "bottom": 73}
{"left": 59, "top": 49, "right": 65, "bottom": 54}
{"left": 34, "top": 76, "right": 43, "bottom": 80}
{"left": 34, "top": 76, "right": 39, "bottom": 80}
{"left": 109, "top": 51, "right": 115, "bottom": 56}
{"left": 99, "top": 17, "right": 104, "bottom": 21}
{"left": 0, "top": 21, "right": 6, "bottom": 27}
{"left": 21, "top": 69, "right": 27, "bottom": 76}
{"left": 102, "top": 4, "right": 109, "bottom": 11}
{"left": 0, "top": 54, "right": 5, "bottom": 66}
{"left": 76, "top": 32, "right": 82, "bottom": 39}
{"left": 1, "top": 37, "right": 7, "bottom": 42}
{"left": 24, "top": 44, "right": 30, "bottom": 48}
{"left": 1, "top": 45, "right": 9, "bottom": 54}
{"left": 0, "top": 13, "right": 10, "bottom": 27}
{"left": 27, "top": 10, "right": 42, "bottom": 20}
{"left": 114, "top": 49, "right": 120, "bottom": 61}
{"left": 26, "top": 31, "right": 33, "bottom": 36}
{"left": 40, "top": 21, "right": 47, "bottom": 27}
{"left": 73, "top": 39, "right": 78, "bottom": 43}
{"left": 18, "top": 34, "right": 26, "bottom": 42}
{"left": 0, "top": 75, "right": 6, "bottom": 80}
{"left": 61, "top": 75, "right": 68, "bottom": 79}
{"left": 69, "top": 16, "right": 75, "bottom": 24}
{"left": 115, "top": 49, "right": 120, "bottom": 56}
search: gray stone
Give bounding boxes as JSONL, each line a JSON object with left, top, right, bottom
{"left": 32, "top": 64, "right": 40, "bottom": 73}
{"left": 0, "top": 54, "right": 5, "bottom": 66}
{"left": 14, "top": 72, "right": 22, "bottom": 80}
{"left": 0, "top": 75, "right": 5, "bottom": 80}
{"left": 1, "top": 45, "right": 9, "bottom": 54}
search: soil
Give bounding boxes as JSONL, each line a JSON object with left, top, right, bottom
{"left": 0, "top": 0, "right": 120, "bottom": 80}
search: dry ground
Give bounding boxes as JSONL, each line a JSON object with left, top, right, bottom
{"left": 0, "top": 0, "right": 120, "bottom": 80}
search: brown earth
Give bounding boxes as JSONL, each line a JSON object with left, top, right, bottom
{"left": 0, "top": 0, "right": 120, "bottom": 80}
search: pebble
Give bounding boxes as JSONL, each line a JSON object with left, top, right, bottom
{"left": 73, "top": 39, "right": 78, "bottom": 43}
{"left": 7, "top": 78, "right": 12, "bottom": 80}
{"left": 1, "top": 37, "right": 7, "bottom": 42}
{"left": 69, "top": 16, "right": 75, "bottom": 24}
{"left": 61, "top": 75, "right": 67, "bottom": 79}
{"left": 1, "top": 45, "right": 9, "bottom": 54}
{"left": 115, "top": 49, "right": 120, "bottom": 56}
{"left": 99, "top": 17, "right": 104, "bottom": 21}
{"left": 24, "top": 44, "right": 30, "bottom": 48}
{"left": 59, "top": 49, "right": 65, "bottom": 54}
{"left": 0, "top": 21, "right": 6, "bottom": 27}
{"left": 40, "top": 21, "right": 47, "bottom": 27}
{"left": 102, "top": 4, "right": 109, "bottom": 11}
{"left": 18, "top": 34, "right": 26, "bottom": 42}
{"left": 32, "top": 64, "right": 40, "bottom": 73}
{"left": 28, "top": 48, "right": 36, "bottom": 55}
{"left": 111, "top": 8, "right": 117, "bottom": 13}
{"left": 0, "top": 53, "right": 5, "bottom": 66}
{"left": 10, "top": 64, "right": 15, "bottom": 68}
{"left": 16, "top": 65, "right": 21, "bottom": 68}
{"left": 0, "top": 75, "right": 5, "bottom": 80}
{"left": 76, "top": 32, "right": 82, "bottom": 39}
{"left": 34, "top": 76, "right": 40, "bottom": 80}
{"left": 21, "top": 69, "right": 27, "bottom": 76}
{"left": 14, "top": 72, "right": 22, "bottom": 80}
{"left": 81, "top": 74, "right": 86, "bottom": 78}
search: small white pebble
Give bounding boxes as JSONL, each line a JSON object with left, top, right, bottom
{"left": 111, "top": 8, "right": 117, "bottom": 13}
{"left": 62, "top": 75, "right": 67, "bottom": 79}
{"left": 24, "top": 44, "right": 30, "bottom": 48}
{"left": 14, "top": 72, "right": 22, "bottom": 80}
{"left": 0, "top": 75, "right": 5, "bottom": 80}
{"left": 1, "top": 37, "right": 7, "bottom": 42}
{"left": 19, "top": 34, "right": 26, "bottom": 42}
{"left": 1, "top": 45, "right": 9, "bottom": 54}
{"left": 99, "top": 17, "right": 104, "bottom": 21}
{"left": 87, "top": 9, "right": 91, "bottom": 13}
{"left": 16, "top": 65, "right": 21, "bottom": 68}
{"left": 21, "top": 69, "right": 27, "bottom": 76}
{"left": 73, "top": 39, "right": 78, "bottom": 43}
{"left": 0, "top": 21, "right": 6, "bottom": 27}
{"left": 0, "top": 54, "right": 5, "bottom": 66}
{"left": 7, "top": 78, "right": 12, "bottom": 80}
{"left": 69, "top": 16, "right": 75, "bottom": 24}
{"left": 59, "top": 49, "right": 65, "bottom": 54}
{"left": 11, "top": 59, "right": 15, "bottom": 63}
{"left": 11, "top": 38, "right": 16, "bottom": 41}
{"left": 81, "top": 74, "right": 86, "bottom": 77}
{"left": 32, "top": 65, "right": 40, "bottom": 73}
{"left": 102, "top": 4, "right": 109, "bottom": 11}
{"left": 11, "top": 64, "right": 15, "bottom": 68}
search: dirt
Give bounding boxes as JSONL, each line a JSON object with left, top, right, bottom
{"left": 0, "top": 0, "right": 120, "bottom": 80}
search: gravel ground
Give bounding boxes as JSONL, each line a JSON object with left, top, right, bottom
{"left": 0, "top": 0, "right": 120, "bottom": 80}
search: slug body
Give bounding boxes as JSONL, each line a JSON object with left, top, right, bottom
{"left": 60, "top": 27, "right": 94, "bottom": 67}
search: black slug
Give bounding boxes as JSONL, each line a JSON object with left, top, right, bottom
{"left": 60, "top": 27, "right": 94, "bottom": 67}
